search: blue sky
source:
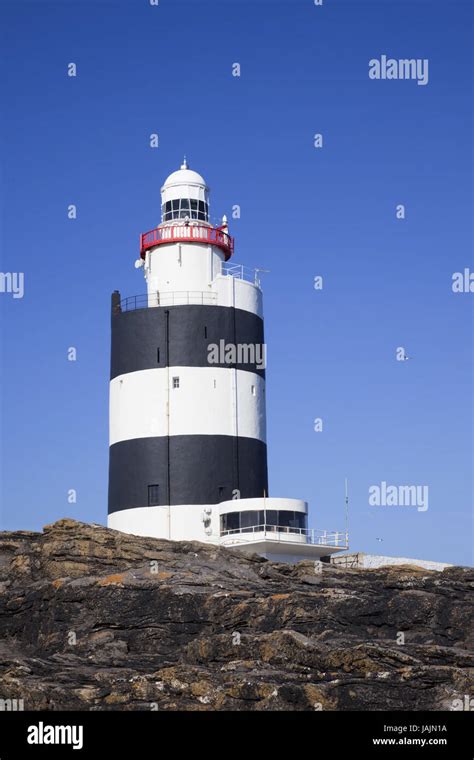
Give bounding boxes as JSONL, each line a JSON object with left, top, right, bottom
{"left": 0, "top": 0, "right": 472, "bottom": 565}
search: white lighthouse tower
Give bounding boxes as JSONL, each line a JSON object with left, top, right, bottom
{"left": 107, "top": 160, "right": 348, "bottom": 563}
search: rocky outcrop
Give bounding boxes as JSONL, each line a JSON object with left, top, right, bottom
{"left": 0, "top": 519, "right": 472, "bottom": 710}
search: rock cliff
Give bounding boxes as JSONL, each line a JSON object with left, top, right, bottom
{"left": 0, "top": 519, "right": 472, "bottom": 710}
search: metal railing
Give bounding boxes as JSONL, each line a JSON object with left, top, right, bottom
{"left": 221, "top": 263, "right": 262, "bottom": 286}
{"left": 119, "top": 291, "right": 218, "bottom": 312}
{"left": 140, "top": 224, "right": 234, "bottom": 260}
{"left": 220, "top": 524, "right": 348, "bottom": 548}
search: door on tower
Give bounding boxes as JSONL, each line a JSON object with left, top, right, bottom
{"left": 217, "top": 485, "right": 233, "bottom": 503}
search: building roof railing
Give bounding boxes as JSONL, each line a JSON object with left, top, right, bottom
{"left": 221, "top": 263, "right": 262, "bottom": 287}
{"left": 219, "top": 524, "right": 349, "bottom": 548}
{"left": 116, "top": 291, "right": 218, "bottom": 313}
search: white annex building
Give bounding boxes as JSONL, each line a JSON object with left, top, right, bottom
{"left": 107, "top": 160, "right": 348, "bottom": 563}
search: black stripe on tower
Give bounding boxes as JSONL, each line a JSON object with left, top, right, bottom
{"left": 110, "top": 299, "right": 265, "bottom": 379}
{"left": 108, "top": 435, "right": 268, "bottom": 514}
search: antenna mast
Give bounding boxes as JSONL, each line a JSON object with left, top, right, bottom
{"left": 344, "top": 478, "right": 349, "bottom": 546}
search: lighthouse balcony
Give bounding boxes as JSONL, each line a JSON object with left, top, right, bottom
{"left": 219, "top": 525, "right": 348, "bottom": 563}
{"left": 118, "top": 291, "right": 218, "bottom": 311}
{"left": 115, "top": 261, "right": 263, "bottom": 318}
{"left": 140, "top": 224, "right": 234, "bottom": 260}
{"left": 220, "top": 524, "right": 347, "bottom": 547}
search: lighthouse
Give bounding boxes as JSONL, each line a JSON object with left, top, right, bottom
{"left": 108, "top": 160, "right": 348, "bottom": 563}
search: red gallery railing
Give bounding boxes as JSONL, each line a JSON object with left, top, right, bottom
{"left": 140, "top": 224, "right": 234, "bottom": 260}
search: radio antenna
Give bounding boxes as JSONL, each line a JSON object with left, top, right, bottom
{"left": 344, "top": 478, "right": 349, "bottom": 547}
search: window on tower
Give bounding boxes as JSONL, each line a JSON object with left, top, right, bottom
{"left": 221, "top": 511, "right": 240, "bottom": 531}
{"left": 240, "top": 510, "right": 260, "bottom": 533}
{"left": 179, "top": 199, "right": 190, "bottom": 218}
{"left": 220, "top": 510, "right": 307, "bottom": 535}
{"left": 198, "top": 200, "right": 208, "bottom": 221}
{"left": 172, "top": 376, "right": 180, "bottom": 389}
{"left": 161, "top": 199, "right": 209, "bottom": 223}
{"left": 148, "top": 485, "right": 160, "bottom": 506}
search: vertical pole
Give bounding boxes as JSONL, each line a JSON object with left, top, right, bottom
{"left": 345, "top": 478, "right": 349, "bottom": 547}
{"left": 263, "top": 489, "right": 266, "bottom": 536}
{"left": 165, "top": 310, "right": 171, "bottom": 538}
{"left": 231, "top": 275, "right": 240, "bottom": 497}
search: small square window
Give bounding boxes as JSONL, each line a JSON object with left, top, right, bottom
{"left": 172, "top": 376, "right": 180, "bottom": 389}
{"left": 148, "top": 484, "right": 159, "bottom": 506}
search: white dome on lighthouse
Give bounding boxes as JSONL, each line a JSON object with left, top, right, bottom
{"left": 163, "top": 166, "right": 207, "bottom": 189}
{"left": 161, "top": 159, "right": 210, "bottom": 224}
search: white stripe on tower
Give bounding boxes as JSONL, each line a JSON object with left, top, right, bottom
{"left": 110, "top": 367, "right": 266, "bottom": 445}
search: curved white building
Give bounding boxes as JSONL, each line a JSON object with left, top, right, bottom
{"left": 107, "top": 160, "right": 348, "bottom": 563}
